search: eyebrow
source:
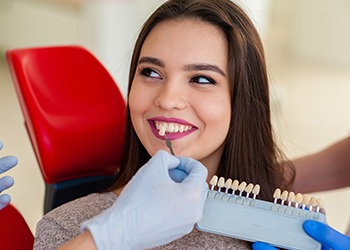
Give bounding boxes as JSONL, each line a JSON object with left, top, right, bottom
{"left": 138, "top": 57, "right": 165, "bottom": 67}
{"left": 183, "top": 63, "right": 226, "bottom": 77}
{"left": 138, "top": 56, "right": 226, "bottom": 77}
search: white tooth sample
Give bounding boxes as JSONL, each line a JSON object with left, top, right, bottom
{"left": 281, "top": 190, "right": 288, "bottom": 205}
{"left": 245, "top": 183, "right": 254, "bottom": 197}
{"left": 273, "top": 188, "right": 281, "bottom": 203}
{"left": 287, "top": 192, "right": 295, "bottom": 206}
{"left": 302, "top": 194, "right": 310, "bottom": 210}
{"left": 174, "top": 125, "right": 179, "bottom": 133}
{"left": 209, "top": 175, "right": 218, "bottom": 190}
{"left": 218, "top": 177, "right": 225, "bottom": 192}
{"left": 168, "top": 123, "right": 175, "bottom": 133}
{"left": 295, "top": 193, "right": 303, "bottom": 208}
{"left": 309, "top": 196, "right": 317, "bottom": 211}
{"left": 224, "top": 178, "right": 233, "bottom": 193}
{"left": 231, "top": 180, "right": 239, "bottom": 194}
{"left": 238, "top": 181, "right": 247, "bottom": 196}
{"left": 252, "top": 184, "right": 260, "bottom": 199}
{"left": 159, "top": 124, "right": 166, "bottom": 136}
{"left": 316, "top": 198, "right": 324, "bottom": 213}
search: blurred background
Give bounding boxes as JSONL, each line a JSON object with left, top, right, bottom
{"left": 0, "top": 0, "right": 349, "bottom": 236}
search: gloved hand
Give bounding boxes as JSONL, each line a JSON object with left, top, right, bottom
{"left": 303, "top": 220, "right": 350, "bottom": 250}
{"left": 0, "top": 141, "right": 18, "bottom": 210}
{"left": 82, "top": 150, "right": 208, "bottom": 250}
{"left": 252, "top": 242, "right": 276, "bottom": 250}
{"left": 252, "top": 220, "right": 350, "bottom": 250}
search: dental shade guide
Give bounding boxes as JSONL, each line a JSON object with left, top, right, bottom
{"left": 164, "top": 134, "right": 175, "bottom": 156}
{"left": 196, "top": 175, "right": 327, "bottom": 250}
{"left": 158, "top": 124, "right": 175, "bottom": 156}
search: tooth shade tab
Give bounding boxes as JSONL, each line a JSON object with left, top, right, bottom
{"left": 309, "top": 197, "right": 317, "bottom": 211}
{"left": 281, "top": 191, "right": 288, "bottom": 200}
{"left": 287, "top": 192, "right": 295, "bottom": 207}
{"left": 316, "top": 198, "right": 324, "bottom": 208}
{"left": 217, "top": 177, "right": 225, "bottom": 192}
{"left": 231, "top": 180, "right": 239, "bottom": 191}
{"left": 281, "top": 191, "right": 288, "bottom": 205}
{"left": 302, "top": 195, "right": 310, "bottom": 210}
{"left": 245, "top": 183, "right": 254, "bottom": 197}
{"left": 224, "top": 179, "right": 233, "bottom": 193}
{"left": 238, "top": 181, "right": 247, "bottom": 196}
{"left": 210, "top": 175, "right": 218, "bottom": 190}
{"left": 295, "top": 193, "right": 303, "bottom": 203}
{"left": 218, "top": 177, "right": 225, "bottom": 187}
{"left": 316, "top": 198, "right": 325, "bottom": 212}
{"left": 273, "top": 188, "right": 281, "bottom": 203}
{"left": 252, "top": 184, "right": 260, "bottom": 199}
{"left": 295, "top": 193, "right": 303, "bottom": 208}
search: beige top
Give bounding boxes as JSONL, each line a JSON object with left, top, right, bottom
{"left": 33, "top": 192, "right": 250, "bottom": 249}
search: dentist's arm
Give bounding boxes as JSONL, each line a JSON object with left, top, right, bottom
{"left": 59, "top": 150, "right": 208, "bottom": 250}
{"left": 293, "top": 137, "right": 350, "bottom": 193}
{"left": 0, "top": 141, "right": 18, "bottom": 210}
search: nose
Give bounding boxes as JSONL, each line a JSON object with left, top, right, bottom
{"left": 154, "top": 80, "right": 188, "bottom": 111}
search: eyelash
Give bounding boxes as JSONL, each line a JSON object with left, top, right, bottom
{"left": 138, "top": 67, "right": 217, "bottom": 85}
{"left": 190, "top": 75, "right": 217, "bottom": 85}
{"left": 139, "top": 68, "right": 162, "bottom": 79}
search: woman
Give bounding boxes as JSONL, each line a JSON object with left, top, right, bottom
{"left": 34, "top": 0, "right": 294, "bottom": 249}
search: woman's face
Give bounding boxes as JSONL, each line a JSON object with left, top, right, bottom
{"left": 129, "top": 19, "right": 231, "bottom": 177}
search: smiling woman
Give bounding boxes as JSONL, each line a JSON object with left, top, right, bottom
{"left": 129, "top": 19, "right": 231, "bottom": 178}
{"left": 33, "top": 1, "right": 295, "bottom": 249}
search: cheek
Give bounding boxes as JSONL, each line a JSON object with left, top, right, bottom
{"left": 202, "top": 97, "right": 231, "bottom": 134}
{"left": 128, "top": 84, "right": 145, "bottom": 132}
{"left": 129, "top": 83, "right": 147, "bottom": 117}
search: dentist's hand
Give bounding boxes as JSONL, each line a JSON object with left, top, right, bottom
{"left": 82, "top": 150, "right": 208, "bottom": 250}
{"left": 0, "top": 141, "right": 18, "bottom": 210}
{"left": 252, "top": 220, "right": 350, "bottom": 250}
{"left": 303, "top": 220, "right": 350, "bottom": 250}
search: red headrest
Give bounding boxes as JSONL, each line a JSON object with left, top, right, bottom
{"left": 7, "top": 46, "right": 126, "bottom": 183}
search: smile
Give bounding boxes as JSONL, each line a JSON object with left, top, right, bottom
{"left": 155, "top": 121, "right": 193, "bottom": 135}
{"left": 148, "top": 118, "right": 197, "bottom": 140}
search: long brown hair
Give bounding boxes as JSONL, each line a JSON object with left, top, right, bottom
{"left": 111, "top": 0, "right": 295, "bottom": 201}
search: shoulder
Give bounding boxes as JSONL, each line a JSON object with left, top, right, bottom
{"left": 43, "top": 192, "right": 116, "bottom": 228}
{"left": 34, "top": 192, "right": 117, "bottom": 250}
{"left": 152, "top": 228, "right": 251, "bottom": 250}
{"left": 51, "top": 192, "right": 115, "bottom": 218}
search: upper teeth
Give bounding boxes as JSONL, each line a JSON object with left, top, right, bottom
{"left": 155, "top": 121, "right": 193, "bottom": 136}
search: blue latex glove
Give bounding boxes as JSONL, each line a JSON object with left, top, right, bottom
{"left": 252, "top": 220, "right": 350, "bottom": 250}
{"left": 0, "top": 141, "right": 18, "bottom": 210}
{"left": 252, "top": 242, "right": 277, "bottom": 250}
{"left": 169, "top": 164, "right": 189, "bottom": 182}
{"left": 82, "top": 150, "right": 208, "bottom": 250}
{"left": 303, "top": 220, "right": 350, "bottom": 250}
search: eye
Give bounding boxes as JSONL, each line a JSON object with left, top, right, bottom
{"left": 138, "top": 68, "right": 162, "bottom": 80}
{"left": 190, "top": 75, "right": 217, "bottom": 85}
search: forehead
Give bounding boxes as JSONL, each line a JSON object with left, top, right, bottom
{"left": 140, "top": 19, "right": 228, "bottom": 68}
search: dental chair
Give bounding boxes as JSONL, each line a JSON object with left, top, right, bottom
{"left": 6, "top": 45, "right": 126, "bottom": 214}
{"left": 0, "top": 204, "right": 34, "bottom": 249}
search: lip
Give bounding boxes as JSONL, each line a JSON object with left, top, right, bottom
{"left": 148, "top": 117, "right": 197, "bottom": 140}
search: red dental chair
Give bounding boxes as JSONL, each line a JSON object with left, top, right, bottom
{"left": 0, "top": 204, "right": 34, "bottom": 249}
{"left": 6, "top": 45, "right": 126, "bottom": 214}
